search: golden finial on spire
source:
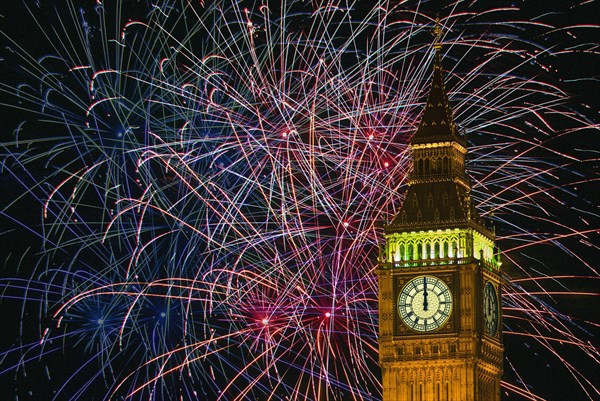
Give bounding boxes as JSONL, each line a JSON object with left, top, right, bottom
{"left": 432, "top": 17, "right": 442, "bottom": 51}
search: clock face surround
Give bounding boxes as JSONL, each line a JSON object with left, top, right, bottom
{"left": 397, "top": 276, "right": 453, "bottom": 332}
{"left": 483, "top": 281, "right": 499, "bottom": 336}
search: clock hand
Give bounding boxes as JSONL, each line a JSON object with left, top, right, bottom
{"left": 423, "top": 279, "right": 428, "bottom": 311}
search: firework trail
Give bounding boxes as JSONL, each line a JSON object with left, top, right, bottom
{"left": 0, "top": 1, "right": 598, "bottom": 400}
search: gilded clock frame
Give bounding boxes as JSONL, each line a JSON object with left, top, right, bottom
{"left": 393, "top": 272, "right": 457, "bottom": 336}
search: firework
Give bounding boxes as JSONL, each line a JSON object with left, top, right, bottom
{"left": 0, "top": 1, "right": 598, "bottom": 400}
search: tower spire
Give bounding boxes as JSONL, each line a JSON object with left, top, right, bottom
{"left": 411, "top": 19, "right": 464, "bottom": 147}
{"left": 387, "top": 18, "right": 481, "bottom": 231}
{"left": 432, "top": 16, "right": 443, "bottom": 51}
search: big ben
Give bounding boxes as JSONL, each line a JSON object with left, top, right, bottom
{"left": 378, "top": 22, "right": 504, "bottom": 401}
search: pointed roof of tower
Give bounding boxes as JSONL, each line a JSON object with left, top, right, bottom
{"left": 411, "top": 20, "right": 465, "bottom": 147}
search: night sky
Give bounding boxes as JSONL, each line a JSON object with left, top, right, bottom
{"left": 0, "top": 1, "right": 598, "bottom": 400}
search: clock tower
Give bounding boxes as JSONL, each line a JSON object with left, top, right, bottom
{"left": 378, "top": 23, "right": 503, "bottom": 401}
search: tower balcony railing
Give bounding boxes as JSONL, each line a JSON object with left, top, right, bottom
{"left": 384, "top": 256, "right": 471, "bottom": 269}
{"left": 380, "top": 255, "right": 501, "bottom": 271}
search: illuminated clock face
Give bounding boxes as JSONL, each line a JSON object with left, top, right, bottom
{"left": 398, "top": 276, "right": 453, "bottom": 332}
{"left": 483, "top": 281, "right": 499, "bottom": 336}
